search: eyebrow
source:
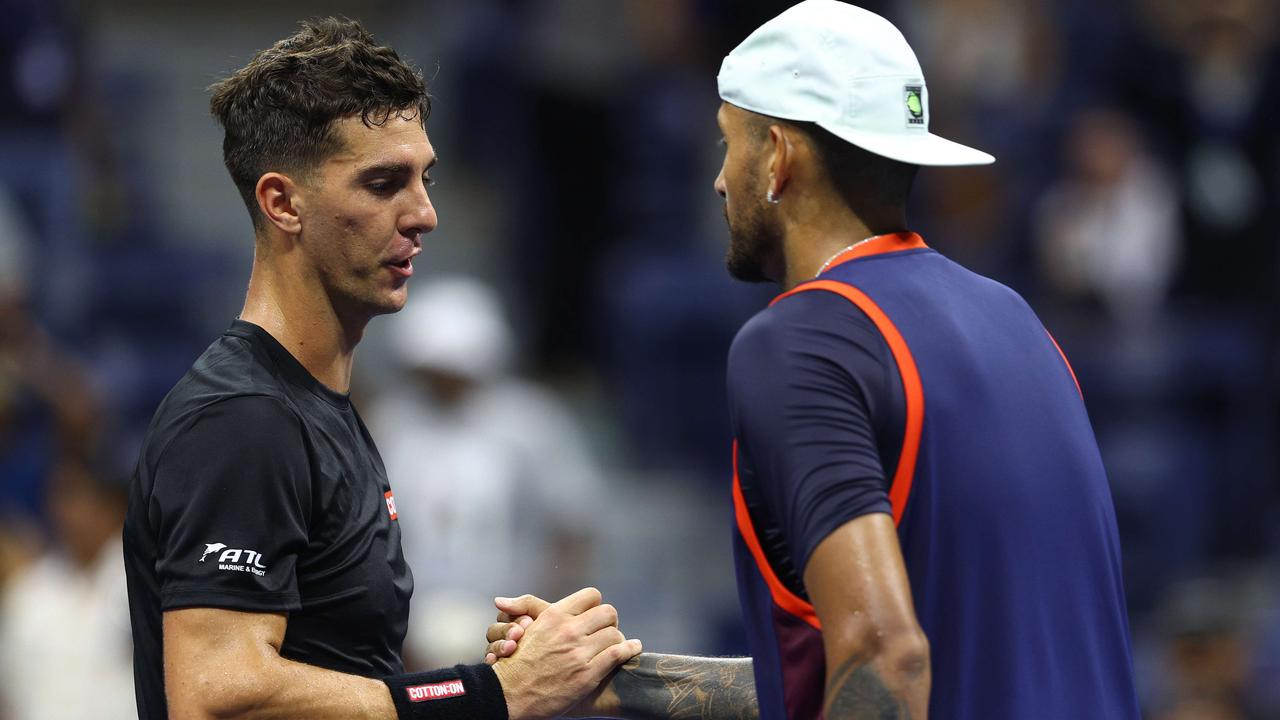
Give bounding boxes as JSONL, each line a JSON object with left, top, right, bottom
{"left": 354, "top": 155, "right": 438, "bottom": 180}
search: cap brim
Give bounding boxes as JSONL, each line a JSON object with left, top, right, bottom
{"left": 818, "top": 122, "right": 995, "bottom": 166}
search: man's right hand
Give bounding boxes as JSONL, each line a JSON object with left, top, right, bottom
{"left": 488, "top": 587, "right": 642, "bottom": 720}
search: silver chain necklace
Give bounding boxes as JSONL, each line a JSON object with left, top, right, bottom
{"left": 815, "top": 236, "right": 875, "bottom": 277}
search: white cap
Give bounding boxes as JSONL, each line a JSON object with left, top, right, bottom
{"left": 388, "top": 276, "right": 514, "bottom": 381}
{"left": 717, "top": 0, "right": 994, "bottom": 167}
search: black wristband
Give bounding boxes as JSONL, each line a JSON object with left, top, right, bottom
{"left": 383, "top": 663, "right": 509, "bottom": 720}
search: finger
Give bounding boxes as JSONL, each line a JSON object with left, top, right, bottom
{"left": 486, "top": 639, "right": 517, "bottom": 657}
{"left": 581, "top": 625, "right": 627, "bottom": 658}
{"left": 517, "top": 615, "right": 533, "bottom": 629}
{"left": 495, "top": 594, "right": 552, "bottom": 619}
{"left": 587, "top": 639, "right": 644, "bottom": 682}
{"left": 495, "top": 611, "right": 513, "bottom": 623}
{"left": 573, "top": 603, "right": 620, "bottom": 635}
{"left": 487, "top": 622, "right": 515, "bottom": 644}
{"left": 549, "top": 586, "right": 602, "bottom": 615}
{"left": 485, "top": 621, "right": 525, "bottom": 646}
{"left": 484, "top": 652, "right": 496, "bottom": 665}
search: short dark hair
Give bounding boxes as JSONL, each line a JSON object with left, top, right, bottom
{"left": 209, "top": 17, "right": 430, "bottom": 227}
{"left": 749, "top": 115, "right": 918, "bottom": 213}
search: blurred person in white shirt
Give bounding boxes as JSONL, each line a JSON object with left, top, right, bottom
{"left": 367, "top": 276, "right": 602, "bottom": 669}
{"left": 1035, "top": 107, "right": 1181, "bottom": 326}
{"left": 0, "top": 458, "right": 133, "bottom": 719}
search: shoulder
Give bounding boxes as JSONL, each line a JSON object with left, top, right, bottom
{"left": 189, "top": 330, "right": 293, "bottom": 400}
{"left": 179, "top": 395, "right": 303, "bottom": 448}
{"left": 146, "top": 332, "right": 299, "bottom": 449}
{"left": 729, "top": 287, "right": 881, "bottom": 372}
{"left": 146, "top": 394, "right": 304, "bottom": 477}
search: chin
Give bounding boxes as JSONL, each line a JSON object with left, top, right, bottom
{"left": 376, "top": 295, "right": 409, "bottom": 316}
{"left": 725, "top": 231, "right": 782, "bottom": 284}
{"left": 358, "top": 287, "right": 410, "bottom": 319}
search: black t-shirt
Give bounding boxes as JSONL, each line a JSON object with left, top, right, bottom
{"left": 124, "top": 320, "right": 413, "bottom": 719}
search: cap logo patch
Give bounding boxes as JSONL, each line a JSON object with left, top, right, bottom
{"left": 904, "top": 85, "right": 925, "bottom": 126}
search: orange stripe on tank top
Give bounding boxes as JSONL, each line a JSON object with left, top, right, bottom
{"left": 732, "top": 278, "right": 926, "bottom": 628}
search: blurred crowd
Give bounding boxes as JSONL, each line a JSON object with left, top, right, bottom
{"left": 1, "top": 0, "right": 1278, "bottom": 718}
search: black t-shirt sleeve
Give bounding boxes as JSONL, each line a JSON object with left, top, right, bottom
{"left": 149, "top": 395, "right": 312, "bottom": 612}
{"left": 727, "top": 290, "right": 896, "bottom": 580}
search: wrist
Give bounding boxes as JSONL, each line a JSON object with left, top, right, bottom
{"left": 383, "top": 664, "right": 508, "bottom": 720}
{"left": 491, "top": 660, "right": 530, "bottom": 720}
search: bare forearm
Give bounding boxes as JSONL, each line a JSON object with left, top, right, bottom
{"left": 169, "top": 654, "right": 396, "bottom": 719}
{"left": 599, "top": 652, "right": 758, "bottom": 720}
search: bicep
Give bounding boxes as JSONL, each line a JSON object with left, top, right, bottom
{"left": 803, "top": 514, "right": 928, "bottom": 717}
{"left": 163, "top": 608, "right": 287, "bottom": 717}
{"left": 803, "top": 514, "right": 917, "bottom": 653}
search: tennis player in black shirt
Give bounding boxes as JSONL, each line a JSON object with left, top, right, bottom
{"left": 123, "top": 18, "right": 640, "bottom": 720}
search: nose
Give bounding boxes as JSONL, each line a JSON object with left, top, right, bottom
{"left": 400, "top": 188, "right": 438, "bottom": 242}
{"left": 714, "top": 167, "right": 727, "bottom": 199}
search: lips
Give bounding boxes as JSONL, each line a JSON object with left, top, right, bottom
{"left": 386, "top": 257, "right": 414, "bottom": 279}
{"left": 384, "top": 246, "right": 420, "bottom": 279}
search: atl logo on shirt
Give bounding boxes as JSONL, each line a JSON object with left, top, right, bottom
{"left": 199, "top": 542, "right": 267, "bottom": 576}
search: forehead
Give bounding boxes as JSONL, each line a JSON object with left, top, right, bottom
{"left": 717, "top": 102, "right": 750, "bottom": 134}
{"left": 326, "top": 113, "right": 434, "bottom": 170}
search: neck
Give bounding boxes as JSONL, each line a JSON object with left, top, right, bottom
{"left": 239, "top": 247, "right": 364, "bottom": 394}
{"left": 777, "top": 198, "right": 906, "bottom": 290}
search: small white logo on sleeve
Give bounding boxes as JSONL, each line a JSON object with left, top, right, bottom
{"left": 405, "top": 679, "right": 466, "bottom": 702}
{"left": 198, "top": 542, "right": 268, "bottom": 576}
{"left": 199, "top": 543, "right": 227, "bottom": 563}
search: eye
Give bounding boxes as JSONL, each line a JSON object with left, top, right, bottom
{"left": 423, "top": 174, "right": 435, "bottom": 188}
{"left": 367, "top": 180, "right": 395, "bottom": 195}
{"left": 718, "top": 137, "right": 727, "bottom": 147}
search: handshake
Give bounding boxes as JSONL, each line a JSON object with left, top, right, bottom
{"left": 477, "top": 587, "right": 642, "bottom": 720}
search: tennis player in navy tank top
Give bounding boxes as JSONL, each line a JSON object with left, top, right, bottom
{"left": 717, "top": 2, "right": 1139, "bottom": 718}
{"left": 484, "top": 2, "right": 1141, "bottom": 717}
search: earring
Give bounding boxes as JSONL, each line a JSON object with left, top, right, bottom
{"left": 766, "top": 189, "right": 781, "bottom": 204}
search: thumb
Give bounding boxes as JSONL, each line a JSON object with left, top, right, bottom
{"left": 495, "top": 593, "right": 551, "bottom": 619}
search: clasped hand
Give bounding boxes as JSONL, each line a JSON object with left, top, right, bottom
{"left": 485, "top": 587, "right": 640, "bottom": 719}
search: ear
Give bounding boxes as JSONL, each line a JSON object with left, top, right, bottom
{"left": 255, "top": 172, "right": 303, "bottom": 236}
{"left": 766, "top": 124, "right": 795, "bottom": 198}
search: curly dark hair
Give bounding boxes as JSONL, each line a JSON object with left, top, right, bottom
{"left": 209, "top": 17, "right": 430, "bottom": 227}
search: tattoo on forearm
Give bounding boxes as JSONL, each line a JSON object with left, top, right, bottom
{"left": 611, "top": 653, "right": 759, "bottom": 720}
{"left": 823, "top": 651, "right": 910, "bottom": 719}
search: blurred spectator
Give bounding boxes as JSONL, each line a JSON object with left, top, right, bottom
{"left": 0, "top": 188, "right": 100, "bottom": 525}
{"left": 898, "top": 0, "right": 1062, "bottom": 285}
{"left": 1118, "top": 0, "right": 1280, "bottom": 307}
{"left": 1034, "top": 107, "right": 1180, "bottom": 326}
{"left": 905, "top": 0, "right": 1060, "bottom": 113}
{"left": 0, "top": 0, "right": 121, "bottom": 331}
{"left": 367, "top": 276, "right": 603, "bottom": 668}
{"left": 0, "top": 459, "right": 133, "bottom": 719}
{"left": 1145, "top": 569, "right": 1278, "bottom": 719}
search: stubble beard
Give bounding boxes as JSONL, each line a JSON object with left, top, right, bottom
{"left": 723, "top": 197, "right": 783, "bottom": 284}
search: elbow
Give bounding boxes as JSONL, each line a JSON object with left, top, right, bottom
{"left": 837, "top": 620, "right": 930, "bottom": 686}
{"left": 881, "top": 628, "right": 929, "bottom": 686}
